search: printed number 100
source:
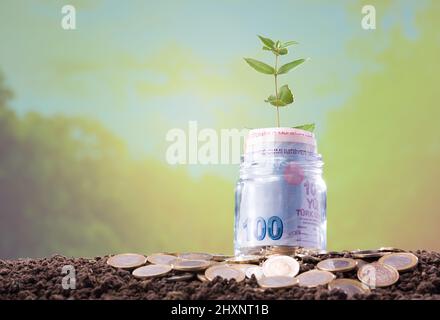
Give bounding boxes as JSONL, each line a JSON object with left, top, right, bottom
{"left": 242, "top": 216, "right": 283, "bottom": 241}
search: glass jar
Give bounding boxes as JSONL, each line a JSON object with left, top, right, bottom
{"left": 234, "top": 128, "right": 327, "bottom": 256}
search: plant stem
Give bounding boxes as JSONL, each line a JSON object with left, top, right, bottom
{"left": 275, "top": 54, "right": 280, "bottom": 127}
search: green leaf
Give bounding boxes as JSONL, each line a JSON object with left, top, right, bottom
{"left": 257, "top": 35, "right": 275, "bottom": 49}
{"left": 278, "top": 84, "right": 294, "bottom": 105}
{"left": 244, "top": 58, "right": 275, "bottom": 75}
{"left": 277, "top": 58, "right": 306, "bottom": 75}
{"left": 265, "top": 95, "right": 287, "bottom": 107}
{"left": 293, "top": 123, "right": 315, "bottom": 132}
{"left": 262, "top": 46, "right": 272, "bottom": 51}
{"left": 281, "top": 40, "right": 298, "bottom": 48}
{"left": 275, "top": 40, "right": 281, "bottom": 48}
{"left": 278, "top": 48, "right": 288, "bottom": 55}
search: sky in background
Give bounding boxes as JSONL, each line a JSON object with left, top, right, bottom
{"left": 0, "top": 0, "right": 439, "bottom": 257}
{"left": 0, "top": 0, "right": 423, "bottom": 167}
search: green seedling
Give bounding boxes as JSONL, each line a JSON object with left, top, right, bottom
{"left": 244, "top": 35, "right": 314, "bottom": 131}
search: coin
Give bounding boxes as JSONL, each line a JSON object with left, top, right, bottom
{"left": 262, "top": 255, "right": 300, "bottom": 277}
{"left": 378, "top": 252, "right": 418, "bottom": 272}
{"left": 211, "top": 254, "right": 233, "bottom": 262}
{"left": 351, "top": 249, "right": 390, "bottom": 259}
{"left": 245, "top": 266, "right": 264, "bottom": 279}
{"left": 171, "top": 259, "right": 212, "bottom": 272}
{"left": 355, "top": 259, "right": 368, "bottom": 269}
{"left": 177, "top": 252, "right": 213, "bottom": 261}
{"left": 106, "top": 253, "right": 147, "bottom": 269}
{"left": 357, "top": 262, "right": 399, "bottom": 288}
{"left": 328, "top": 278, "right": 371, "bottom": 296}
{"left": 317, "top": 258, "right": 357, "bottom": 272}
{"left": 230, "top": 263, "right": 258, "bottom": 274}
{"left": 257, "top": 276, "right": 299, "bottom": 289}
{"left": 205, "top": 265, "right": 245, "bottom": 282}
{"left": 146, "top": 253, "right": 177, "bottom": 265}
{"left": 378, "top": 247, "right": 405, "bottom": 253}
{"left": 197, "top": 273, "right": 209, "bottom": 282}
{"left": 226, "top": 255, "right": 261, "bottom": 264}
{"left": 165, "top": 273, "right": 195, "bottom": 282}
{"left": 132, "top": 264, "right": 172, "bottom": 278}
{"left": 295, "top": 270, "right": 336, "bottom": 288}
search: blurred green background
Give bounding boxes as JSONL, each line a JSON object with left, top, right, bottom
{"left": 0, "top": 0, "right": 439, "bottom": 258}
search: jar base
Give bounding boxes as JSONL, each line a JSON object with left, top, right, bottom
{"left": 234, "top": 245, "right": 325, "bottom": 257}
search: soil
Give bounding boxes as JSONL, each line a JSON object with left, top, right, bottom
{"left": 1, "top": 250, "right": 439, "bottom": 300}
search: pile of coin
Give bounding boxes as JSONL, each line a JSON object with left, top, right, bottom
{"left": 106, "top": 247, "right": 418, "bottom": 297}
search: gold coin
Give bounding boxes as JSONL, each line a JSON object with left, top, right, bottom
{"left": 262, "top": 255, "right": 300, "bottom": 277}
{"left": 357, "top": 262, "right": 399, "bottom": 288}
{"left": 245, "top": 266, "right": 264, "bottom": 279}
{"left": 328, "top": 278, "right": 371, "bottom": 296}
{"left": 317, "top": 258, "right": 357, "bottom": 272}
{"left": 351, "top": 249, "right": 389, "bottom": 259}
{"left": 171, "top": 259, "right": 212, "bottom": 272}
{"left": 177, "top": 252, "right": 213, "bottom": 261}
{"left": 197, "top": 273, "right": 209, "bottom": 282}
{"left": 132, "top": 264, "right": 172, "bottom": 278}
{"left": 205, "top": 265, "right": 245, "bottom": 282}
{"left": 378, "top": 252, "right": 418, "bottom": 272}
{"left": 295, "top": 270, "right": 336, "bottom": 288}
{"left": 257, "top": 276, "right": 299, "bottom": 289}
{"left": 146, "top": 253, "right": 177, "bottom": 265}
{"left": 226, "top": 255, "right": 261, "bottom": 264}
{"left": 106, "top": 253, "right": 147, "bottom": 269}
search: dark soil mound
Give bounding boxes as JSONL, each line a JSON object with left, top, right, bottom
{"left": 1, "top": 250, "right": 439, "bottom": 300}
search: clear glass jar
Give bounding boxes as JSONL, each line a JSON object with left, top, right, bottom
{"left": 234, "top": 128, "right": 327, "bottom": 256}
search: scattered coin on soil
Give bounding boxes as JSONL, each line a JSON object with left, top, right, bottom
{"left": 257, "top": 276, "right": 299, "bottom": 289}
{"left": 165, "top": 273, "right": 195, "bottom": 282}
{"left": 177, "top": 252, "right": 213, "bottom": 261}
{"left": 197, "top": 273, "right": 209, "bottom": 282}
{"left": 328, "top": 278, "right": 371, "bottom": 296}
{"left": 225, "top": 255, "right": 261, "bottom": 264}
{"left": 171, "top": 259, "right": 212, "bottom": 272}
{"left": 351, "top": 249, "right": 390, "bottom": 259}
{"left": 355, "top": 259, "right": 368, "bottom": 269}
{"left": 106, "top": 253, "right": 147, "bottom": 269}
{"left": 230, "top": 263, "right": 258, "bottom": 274}
{"left": 211, "top": 254, "right": 233, "bottom": 262}
{"left": 146, "top": 253, "right": 177, "bottom": 265}
{"left": 295, "top": 269, "right": 336, "bottom": 288}
{"left": 357, "top": 262, "right": 399, "bottom": 288}
{"left": 132, "top": 264, "right": 172, "bottom": 279}
{"left": 205, "top": 265, "right": 246, "bottom": 282}
{"left": 317, "top": 258, "right": 357, "bottom": 272}
{"left": 378, "top": 252, "right": 418, "bottom": 272}
{"left": 245, "top": 266, "right": 264, "bottom": 279}
{"left": 262, "top": 255, "right": 300, "bottom": 277}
